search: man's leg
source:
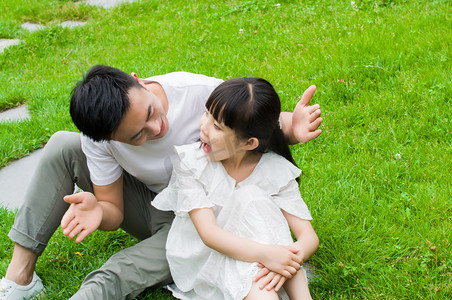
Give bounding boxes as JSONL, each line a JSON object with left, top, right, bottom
{"left": 71, "top": 173, "right": 174, "bottom": 300}
{"left": 5, "top": 131, "right": 92, "bottom": 285}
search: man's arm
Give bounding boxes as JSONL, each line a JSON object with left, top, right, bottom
{"left": 61, "top": 175, "right": 125, "bottom": 243}
{"left": 280, "top": 85, "right": 323, "bottom": 144}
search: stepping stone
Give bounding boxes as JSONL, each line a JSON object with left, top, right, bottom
{"left": 84, "top": 0, "right": 136, "bottom": 9}
{"left": 303, "top": 262, "right": 318, "bottom": 283}
{"left": 21, "top": 22, "right": 46, "bottom": 32}
{"left": 59, "top": 21, "right": 87, "bottom": 28}
{"left": 0, "top": 149, "right": 43, "bottom": 210}
{"left": 0, "top": 39, "right": 20, "bottom": 53}
{"left": 0, "top": 105, "right": 30, "bottom": 122}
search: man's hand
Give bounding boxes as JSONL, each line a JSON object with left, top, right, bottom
{"left": 61, "top": 192, "right": 103, "bottom": 243}
{"left": 259, "top": 244, "right": 302, "bottom": 278}
{"left": 292, "top": 85, "right": 322, "bottom": 143}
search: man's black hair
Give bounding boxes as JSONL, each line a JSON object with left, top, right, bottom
{"left": 70, "top": 64, "right": 142, "bottom": 141}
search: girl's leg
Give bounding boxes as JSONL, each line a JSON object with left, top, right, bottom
{"left": 284, "top": 267, "right": 312, "bottom": 300}
{"left": 218, "top": 185, "right": 294, "bottom": 299}
{"left": 244, "top": 277, "right": 279, "bottom": 300}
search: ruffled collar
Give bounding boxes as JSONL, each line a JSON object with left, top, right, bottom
{"left": 174, "top": 142, "right": 301, "bottom": 207}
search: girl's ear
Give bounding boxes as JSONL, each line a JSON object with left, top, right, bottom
{"left": 243, "top": 137, "right": 259, "bottom": 151}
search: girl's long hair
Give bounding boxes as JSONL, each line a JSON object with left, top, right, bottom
{"left": 205, "top": 78, "right": 297, "bottom": 168}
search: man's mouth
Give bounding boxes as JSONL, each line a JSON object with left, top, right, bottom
{"left": 156, "top": 119, "right": 165, "bottom": 137}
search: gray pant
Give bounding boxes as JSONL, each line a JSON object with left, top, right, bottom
{"left": 8, "top": 131, "right": 174, "bottom": 299}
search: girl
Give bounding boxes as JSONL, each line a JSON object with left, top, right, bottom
{"left": 152, "top": 78, "right": 319, "bottom": 300}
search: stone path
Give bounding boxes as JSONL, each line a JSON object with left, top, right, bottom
{"left": 0, "top": 0, "right": 136, "bottom": 210}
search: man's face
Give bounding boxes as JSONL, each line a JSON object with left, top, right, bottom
{"left": 110, "top": 86, "right": 169, "bottom": 146}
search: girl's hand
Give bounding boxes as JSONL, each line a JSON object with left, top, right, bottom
{"left": 259, "top": 244, "right": 302, "bottom": 278}
{"left": 254, "top": 264, "right": 287, "bottom": 292}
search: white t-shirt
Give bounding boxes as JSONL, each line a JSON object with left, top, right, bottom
{"left": 81, "top": 72, "right": 223, "bottom": 193}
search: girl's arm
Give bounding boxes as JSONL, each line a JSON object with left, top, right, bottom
{"left": 189, "top": 207, "right": 302, "bottom": 278}
{"left": 254, "top": 211, "right": 319, "bottom": 291}
{"left": 282, "top": 210, "right": 319, "bottom": 262}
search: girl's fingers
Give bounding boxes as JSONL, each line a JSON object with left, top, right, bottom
{"left": 286, "top": 265, "right": 298, "bottom": 276}
{"left": 274, "top": 277, "right": 286, "bottom": 292}
{"left": 254, "top": 267, "right": 270, "bottom": 282}
{"left": 258, "top": 271, "right": 276, "bottom": 289}
{"left": 281, "top": 270, "right": 292, "bottom": 278}
{"left": 266, "top": 274, "right": 282, "bottom": 291}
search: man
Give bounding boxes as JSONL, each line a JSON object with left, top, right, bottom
{"left": 0, "top": 65, "right": 322, "bottom": 299}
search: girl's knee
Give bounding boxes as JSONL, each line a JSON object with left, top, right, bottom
{"left": 244, "top": 280, "right": 279, "bottom": 300}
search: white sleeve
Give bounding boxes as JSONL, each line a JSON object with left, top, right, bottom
{"left": 152, "top": 145, "right": 213, "bottom": 214}
{"left": 272, "top": 180, "right": 313, "bottom": 221}
{"left": 80, "top": 135, "right": 123, "bottom": 186}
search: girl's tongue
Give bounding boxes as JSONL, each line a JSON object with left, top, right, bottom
{"left": 202, "top": 142, "right": 211, "bottom": 154}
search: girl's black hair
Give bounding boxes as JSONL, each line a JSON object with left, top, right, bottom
{"left": 205, "top": 78, "right": 298, "bottom": 168}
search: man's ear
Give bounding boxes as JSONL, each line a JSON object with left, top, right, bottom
{"left": 131, "top": 72, "right": 146, "bottom": 88}
{"left": 243, "top": 137, "right": 259, "bottom": 151}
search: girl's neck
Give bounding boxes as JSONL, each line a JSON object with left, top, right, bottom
{"left": 221, "top": 151, "right": 262, "bottom": 185}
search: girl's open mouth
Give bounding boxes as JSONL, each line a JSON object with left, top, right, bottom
{"left": 202, "top": 142, "right": 211, "bottom": 154}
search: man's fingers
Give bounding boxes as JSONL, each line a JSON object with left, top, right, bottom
{"left": 306, "top": 103, "right": 321, "bottom": 114}
{"left": 63, "top": 218, "right": 78, "bottom": 235}
{"left": 309, "top": 108, "right": 322, "bottom": 123}
{"left": 68, "top": 224, "right": 83, "bottom": 239}
{"left": 308, "top": 118, "right": 323, "bottom": 132}
{"left": 64, "top": 194, "right": 83, "bottom": 205}
{"left": 297, "top": 85, "right": 317, "bottom": 107}
{"left": 61, "top": 210, "right": 74, "bottom": 228}
{"left": 75, "top": 229, "right": 90, "bottom": 243}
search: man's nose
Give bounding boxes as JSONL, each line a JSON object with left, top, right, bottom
{"left": 146, "top": 121, "right": 160, "bottom": 135}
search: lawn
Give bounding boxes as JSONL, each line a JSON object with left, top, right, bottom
{"left": 0, "top": 0, "right": 451, "bottom": 299}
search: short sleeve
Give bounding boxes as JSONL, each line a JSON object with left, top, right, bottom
{"left": 81, "top": 135, "right": 123, "bottom": 186}
{"left": 272, "top": 179, "right": 312, "bottom": 221}
{"left": 152, "top": 144, "right": 213, "bottom": 214}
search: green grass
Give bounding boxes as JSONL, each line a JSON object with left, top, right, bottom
{"left": 1, "top": 0, "right": 451, "bottom": 298}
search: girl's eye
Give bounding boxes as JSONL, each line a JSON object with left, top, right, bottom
{"left": 214, "top": 124, "right": 221, "bottom": 130}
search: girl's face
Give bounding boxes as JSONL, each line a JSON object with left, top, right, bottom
{"left": 199, "top": 110, "right": 247, "bottom": 162}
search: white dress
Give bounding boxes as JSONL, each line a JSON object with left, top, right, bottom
{"left": 152, "top": 142, "right": 313, "bottom": 300}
